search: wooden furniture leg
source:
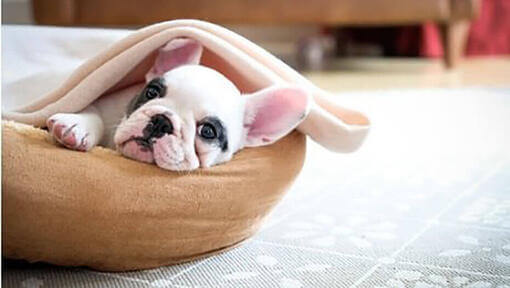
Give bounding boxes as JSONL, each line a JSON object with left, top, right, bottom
{"left": 440, "top": 20, "right": 471, "bottom": 68}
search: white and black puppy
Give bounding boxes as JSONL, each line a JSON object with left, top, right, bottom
{"left": 46, "top": 38, "right": 310, "bottom": 171}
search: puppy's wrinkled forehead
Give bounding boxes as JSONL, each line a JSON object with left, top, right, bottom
{"left": 161, "top": 65, "right": 242, "bottom": 116}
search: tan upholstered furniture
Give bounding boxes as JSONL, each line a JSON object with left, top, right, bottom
{"left": 32, "top": 0, "right": 480, "bottom": 67}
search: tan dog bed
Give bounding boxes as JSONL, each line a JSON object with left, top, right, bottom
{"left": 2, "top": 120, "right": 305, "bottom": 271}
{"left": 2, "top": 20, "right": 369, "bottom": 271}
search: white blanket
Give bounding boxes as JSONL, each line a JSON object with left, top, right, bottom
{"left": 2, "top": 22, "right": 371, "bottom": 153}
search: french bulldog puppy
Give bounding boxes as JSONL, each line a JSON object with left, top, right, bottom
{"left": 46, "top": 38, "right": 310, "bottom": 171}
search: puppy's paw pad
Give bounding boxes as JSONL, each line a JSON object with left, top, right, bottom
{"left": 47, "top": 115, "right": 92, "bottom": 151}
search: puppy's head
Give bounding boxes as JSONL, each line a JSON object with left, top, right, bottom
{"left": 114, "top": 38, "right": 309, "bottom": 171}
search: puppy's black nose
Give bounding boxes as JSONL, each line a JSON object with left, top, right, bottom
{"left": 143, "top": 114, "right": 173, "bottom": 139}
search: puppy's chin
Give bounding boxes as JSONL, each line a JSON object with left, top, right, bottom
{"left": 119, "top": 140, "right": 154, "bottom": 164}
{"left": 152, "top": 134, "right": 200, "bottom": 171}
{"left": 116, "top": 133, "right": 200, "bottom": 171}
{"left": 118, "top": 139, "right": 200, "bottom": 171}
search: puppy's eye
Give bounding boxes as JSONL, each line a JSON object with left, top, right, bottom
{"left": 198, "top": 123, "right": 217, "bottom": 139}
{"left": 197, "top": 117, "right": 228, "bottom": 151}
{"left": 126, "top": 77, "right": 167, "bottom": 117}
{"left": 145, "top": 86, "right": 161, "bottom": 99}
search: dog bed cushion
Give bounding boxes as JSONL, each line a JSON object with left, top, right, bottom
{"left": 2, "top": 120, "right": 305, "bottom": 271}
{"left": 2, "top": 20, "right": 369, "bottom": 271}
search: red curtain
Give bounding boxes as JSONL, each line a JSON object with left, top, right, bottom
{"left": 421, "top": 0, "right": 510, "bottom": 57}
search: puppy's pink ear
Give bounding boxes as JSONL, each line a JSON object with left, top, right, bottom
{"left": 243, "top": 86, "right": 311, "bottom": 147}
{"left": 146, "top": 38, "right": 203, "bottom": 81}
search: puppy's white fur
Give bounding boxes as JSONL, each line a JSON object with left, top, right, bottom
{"left": 47, "top": 38, "right": 310, "bottom": 171}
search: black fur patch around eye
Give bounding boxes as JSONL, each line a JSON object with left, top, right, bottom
{"left": 126, "top": 77, "right": 167, "bottom": 116}
{"left": 197, "top": 116, "right": 228, "bottom": 152}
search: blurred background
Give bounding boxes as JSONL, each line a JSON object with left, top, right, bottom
{"left": 2, "top": 0, "right": 510, "bottom": 91}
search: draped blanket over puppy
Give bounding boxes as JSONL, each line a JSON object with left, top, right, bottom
{"left": 2, "top": 20, "right": 369, "bottom": 271}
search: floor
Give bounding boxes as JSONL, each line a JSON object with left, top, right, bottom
{"left": 3, "top": 57, "right": 510, "bottom": 287}
{"left": 304, "top": 56, "right": 510, "bottom": 92}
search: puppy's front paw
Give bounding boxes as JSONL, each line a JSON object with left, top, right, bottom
{"left": 47, "top": 114, "right": 94, "bottom": 151}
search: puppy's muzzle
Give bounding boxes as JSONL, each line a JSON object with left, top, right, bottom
{"left": 143, "top": 114, "right": 173, "bottom": 140}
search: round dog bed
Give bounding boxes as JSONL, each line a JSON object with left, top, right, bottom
{"left": 2, "top": 20, "right": 369, "bottom": 272}
{"left": 2, "top": 121, "right": 305, "bottom": 271}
